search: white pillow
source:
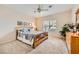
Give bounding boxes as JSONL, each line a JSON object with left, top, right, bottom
{"left": 23, "top": 28, "right": 33, "bottom": 32}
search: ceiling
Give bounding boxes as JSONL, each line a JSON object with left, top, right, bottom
{"left": 4, "top": 4, "right": 73, "bottom": 17}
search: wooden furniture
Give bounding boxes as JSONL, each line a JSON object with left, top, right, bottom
{"left": 33, "top": 32, "right": 48, "bottom": 48}
{"left": 17, "top": 30, "right": 48, "bottom": 48}
{"left": 66, "top": 32, "right": 79, "bottom": 54}
{"left": 16, "top": 21, "right": 48, "bottom": 48}
{"left": 66, "top": 9, "right": 79, "bottom": 54}
{"left": 71, "top": 36, "right": 79, "bottom": 54}
{"left": 16, "top": 26, "right": 48, "bottom": 48}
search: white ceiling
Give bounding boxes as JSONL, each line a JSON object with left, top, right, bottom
{"left": 4, "top": 4, "right": 73, "bottom": 17}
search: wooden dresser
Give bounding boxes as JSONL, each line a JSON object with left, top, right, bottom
{"left": 66, "top": 32, "right": 79, "bottom": 54}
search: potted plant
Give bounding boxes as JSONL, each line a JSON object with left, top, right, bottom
{"left": 59, "top": 24, "right": 70, "bottom": 38}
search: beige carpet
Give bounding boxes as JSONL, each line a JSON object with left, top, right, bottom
{"left": 29, "top": 37, "right": 68, "bottom": 54}
{"left": 0, "top": 35, "right": 68, "bottom": 54}
{"left": 0, "top": 40, "right": 33, "bottom": 54}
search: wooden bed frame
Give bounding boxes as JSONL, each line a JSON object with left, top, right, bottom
{"left": 16, "top": 29, "right": 48, "bottom": 48}
{"left": 32, "top": 32, "right": 48, "bottom": 48}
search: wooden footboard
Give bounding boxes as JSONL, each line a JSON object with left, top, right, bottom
{"left": 32, "top": 32, "right": 48, "bottom": 48}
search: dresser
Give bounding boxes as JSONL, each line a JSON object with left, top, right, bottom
{"left": 66, "top": 32, "right": 79, "bottom": 54}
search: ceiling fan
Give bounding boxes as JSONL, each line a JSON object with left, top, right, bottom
{"left": 34, "top": 5, "right": 52, "bottom": 13}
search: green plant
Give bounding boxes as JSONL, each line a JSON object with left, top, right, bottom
{"left": 60, "top": 23, "right": 79, "bottom": 37}
{"left": 67, "top": 24, "right": 74, "bottom": 29}
{"left": 59, "top": 24, "right": 70, "bottom": 37}
{"left": 76, "top": 23, "right": 79, "bottom": 31}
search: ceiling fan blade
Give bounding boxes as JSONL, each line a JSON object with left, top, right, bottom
{"left": 34, "top": 5, "right": 53, "bottom": 13}
{"left": 49, "top": 5, "right": 52, "bottom": 8}
{"left": 34, "top": 10, "right": 41, "bottom": 13}
{"left": 34, "top": 10, "right": 37, "bottom": 13}
{"left": 41, "top": 9, "right": 48, "bottom": 11}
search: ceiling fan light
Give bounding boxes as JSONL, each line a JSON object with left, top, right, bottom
{"left": 34, "top": 5, "right": 52, "bottom": 13}
{"left": 49, "top": 5, "right": 52, "bottom": 8}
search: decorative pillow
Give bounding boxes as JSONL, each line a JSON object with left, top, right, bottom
{"left": 40, "top": 34, "right": 45, "bottom": 38}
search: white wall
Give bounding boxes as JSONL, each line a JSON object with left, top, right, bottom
{"left": 0, "top": 5, "right": 34, "bottom": 38}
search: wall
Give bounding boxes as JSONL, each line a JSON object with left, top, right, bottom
{"left": 0, "top": 30, "right": 16, "bottom": 44}
{"left": 0, "top": 5, "right": 34, "bottom": 42}
{"left": 34, "top": 17, "right": 43, "bottom": 31}
{"left": 35, "top": 10, "right": 72, "bottom": 32}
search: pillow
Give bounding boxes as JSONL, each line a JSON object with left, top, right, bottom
{"left": 40, "top": 34, "right": 45, "bottom": 38}
{"left": 24, "top": 28, "right": 33, "bottom": 32}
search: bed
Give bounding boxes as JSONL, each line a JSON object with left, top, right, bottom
{"left": 16, "top": 28, "right": 48, "bottom": 48}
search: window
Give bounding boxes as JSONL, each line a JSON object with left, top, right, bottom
{"left": 43, "top": 20, "right": 56, "bottom": 32}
